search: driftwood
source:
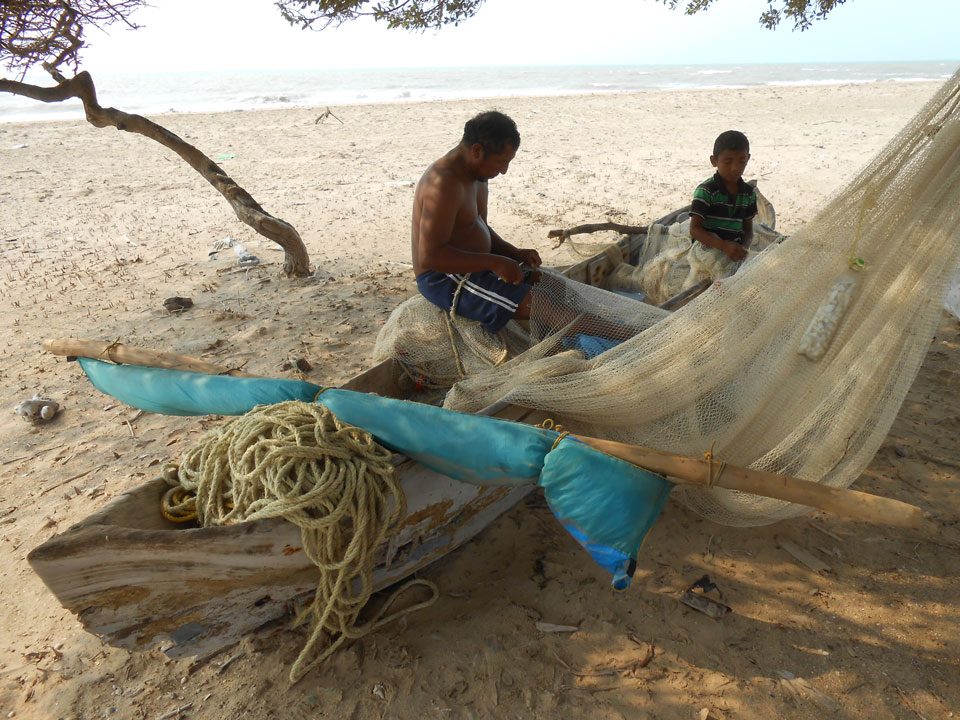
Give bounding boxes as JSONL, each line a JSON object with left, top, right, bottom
{"left": 315, "top": 107, "right": 344, "bottom": 124}
{"left": 548, "top": 222, "right": 648, "bottom": 248}
{"left": 0, "top": 69, "right": 311, "bottom": 277}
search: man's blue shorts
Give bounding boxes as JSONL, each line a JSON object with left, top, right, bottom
{"left": 416, "top": 270, "right": 532, "bottom": 333}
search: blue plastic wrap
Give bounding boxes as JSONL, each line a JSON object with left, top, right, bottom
{"left": 78, "top": 358, "right": 320, "bottom": 416}
{"left": 539, "top": 437, "right": 672, "bottom": 589}
{"left": 317, "top": 389, "right": 553, "bottom": 486}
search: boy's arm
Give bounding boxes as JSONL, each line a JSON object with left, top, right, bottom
{"left": 478, "top": 183, "right": 542, "bottom": 269}
{"left": 741, "top": 192, "right": 758, "bottom": 250}
{"left": 690, "top": 215, "right": 748, "bottom": 262}
{"left": 741, "top": 217, "right": 754, "bottom": 250}
{"left": 418, "top": 177, "right": 522, "bottom": 282}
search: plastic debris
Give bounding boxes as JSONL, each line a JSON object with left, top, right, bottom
{"left": 15, "top": 395, "right": 60, "bottom": 424}
{"left": 209, "top": 237, "right": 260, "bottom": 267}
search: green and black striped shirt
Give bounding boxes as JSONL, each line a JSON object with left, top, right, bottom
{"left": 690, "top": 174, "right": 757, "bottom": 244}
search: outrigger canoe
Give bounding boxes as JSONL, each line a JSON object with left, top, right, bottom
{"left": 36, "top": 200, "right": 888, "bottom": 664}
{"left": 26, "top": 206, "right": 695, "bottom": 661}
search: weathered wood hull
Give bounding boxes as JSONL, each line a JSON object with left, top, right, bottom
{"left": 28, "top": 456, "right": 530, "bottom": 659}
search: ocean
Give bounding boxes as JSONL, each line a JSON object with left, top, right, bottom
{"left": 0, "top": 60, "right": 955, "bottom": 124}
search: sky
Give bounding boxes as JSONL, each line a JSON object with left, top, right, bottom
{"left": 73, "top": 0, "right": 959, "bottom": 74}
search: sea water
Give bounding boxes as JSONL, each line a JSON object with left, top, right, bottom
{"left": 0, "top": 61, "right": 955, "bottom": 124}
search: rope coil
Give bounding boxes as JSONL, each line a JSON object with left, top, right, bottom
{"left": 159, "top": 400, "right": 437, "bottom": 683}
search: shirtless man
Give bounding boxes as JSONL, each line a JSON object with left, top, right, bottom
{"left": 412, "top": 111, "right": 542, "bottom": 333}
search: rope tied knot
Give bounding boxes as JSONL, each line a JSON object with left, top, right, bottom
{"left": 703, "top": 442, "right": 727, "bottom": 488}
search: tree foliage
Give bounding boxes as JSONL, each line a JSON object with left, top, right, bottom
{"left": 659, "top": 0, "right": 849, "bottom": 31}
{"left": 1, "top": 0, "right": 146, "bottom": 76}
{"left": 276, "top": 0, "right": 485, "bottom": 31}
{"left": 2, "top": 0, "right": 852, "bottom": 77}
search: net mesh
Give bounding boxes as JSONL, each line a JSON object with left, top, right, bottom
{"left": 377, "top": 70, "right": 960, "bottom": 526}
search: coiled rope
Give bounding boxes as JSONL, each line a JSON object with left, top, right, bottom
{"left": 161, "top": 400, "right": 438, "bottom": 682}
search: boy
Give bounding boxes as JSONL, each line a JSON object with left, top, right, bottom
{"left": 689, "top": 130, "right": 757, "bottom": 263}
{"left": 412, "top": 111, "right": 541, "bottom": 334}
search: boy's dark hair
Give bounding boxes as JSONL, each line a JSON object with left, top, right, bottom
{"left": 713, "top": 130, "right": 750, "bottom": 157}
{"left": 462, "top": 111, "right": 520, "bottom": 155}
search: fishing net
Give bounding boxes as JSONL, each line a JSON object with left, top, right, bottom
{"left": 618, "top": 210, "right": 786, "bottom": 305}
{"left": 380, "top": 70, "right": 960, "bottom": 526}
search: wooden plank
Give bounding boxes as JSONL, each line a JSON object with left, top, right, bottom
{"left": 658, "top": 279, "right": 712, "bottom": 311}
{"left": 776, "top": 537, "right": 832, "bottom": 574}
{"left": 42, "top": 338, "right": 251, "bottom": 376}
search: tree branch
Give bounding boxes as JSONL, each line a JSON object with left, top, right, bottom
{"left": 547, "top": 222, "right": 648, "bottom": 248}
{"left": 0, "top": 71, "right": 311, "bottom": 276}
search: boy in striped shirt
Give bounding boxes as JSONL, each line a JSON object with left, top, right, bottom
{"left": 689, "top": 130, "right": 758, "bottom": 263}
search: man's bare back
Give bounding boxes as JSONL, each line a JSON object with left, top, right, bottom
{"left": 412, "top": 151, "right": 491, "bottom": 275}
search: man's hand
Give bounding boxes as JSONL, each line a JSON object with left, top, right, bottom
{"left": 514, "top": 248, "right": 542, "bottom": 268}
{"left": 494, "top": 256, "right": 524, "bottom": 284}
{"left": 722, "top": 241, "right": 748, "bottom": 262}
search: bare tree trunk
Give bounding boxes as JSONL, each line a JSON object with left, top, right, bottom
{"left": 0, "top": 70, "right": 311, "bottom": 277}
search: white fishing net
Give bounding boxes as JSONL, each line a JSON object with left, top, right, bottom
{"left": 378, "top": 70, "right": 960, "bottom": 526}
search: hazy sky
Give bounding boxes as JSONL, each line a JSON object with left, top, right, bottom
{"left": 77, "top": 0, "right": 957, "bottom": 73}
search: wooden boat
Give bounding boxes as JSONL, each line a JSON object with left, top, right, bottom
{"left": 27, "top": 206, "right": 693, "bottom": 662}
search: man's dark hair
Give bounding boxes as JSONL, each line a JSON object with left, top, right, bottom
{"left": 713, "top": 130, "right": 750, "bottom": 157}
{"left": 462, "top": 111, "right": 520, "bottom": 155}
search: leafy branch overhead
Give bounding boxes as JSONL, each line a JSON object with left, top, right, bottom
{"left": 659, "top": 0, "right": 849, "bottom": 30}
{"left": 0, "top": 0, "right": 147, "bottom": 75}
{"left": 276, "top": 0, "right": 486, "bottom": 31}
{"left": 2, "top": 0, "right": 852, "bottom": 75}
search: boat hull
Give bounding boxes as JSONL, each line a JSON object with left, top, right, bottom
{"left": 28, "top": 460, "right": 530, "bottom": 658}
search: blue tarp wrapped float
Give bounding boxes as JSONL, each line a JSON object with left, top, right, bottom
{"left": 76, "top": 358, "right": 672, "bottom": 588}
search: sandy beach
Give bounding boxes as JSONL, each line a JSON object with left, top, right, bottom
{"left": 1, "top": 79, "right": 958, "bottom": 719}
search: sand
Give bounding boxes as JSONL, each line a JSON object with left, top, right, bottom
{"left": 1, "top": 79, "right": 958, "bottom": 719}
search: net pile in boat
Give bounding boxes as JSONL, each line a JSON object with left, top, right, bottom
{"left": 615, "top": 209, "right": 786, "bottom": 305}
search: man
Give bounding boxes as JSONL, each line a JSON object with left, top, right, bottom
{"left": 412, "top": 111, "right": 541, "bottom": 333}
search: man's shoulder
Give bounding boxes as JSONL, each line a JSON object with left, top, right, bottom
{"left": 417, "top": 162, "right": 468, "bottom": 199}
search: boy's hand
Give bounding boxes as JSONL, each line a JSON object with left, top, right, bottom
{"left": 723, "top": 241, "right": 748, "bottom": 262}
{"left": 514, "top": 249, "right": 542, "bottom": 268}
{"left": 494, "top": 256, "right": 524, "bottom": 285}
